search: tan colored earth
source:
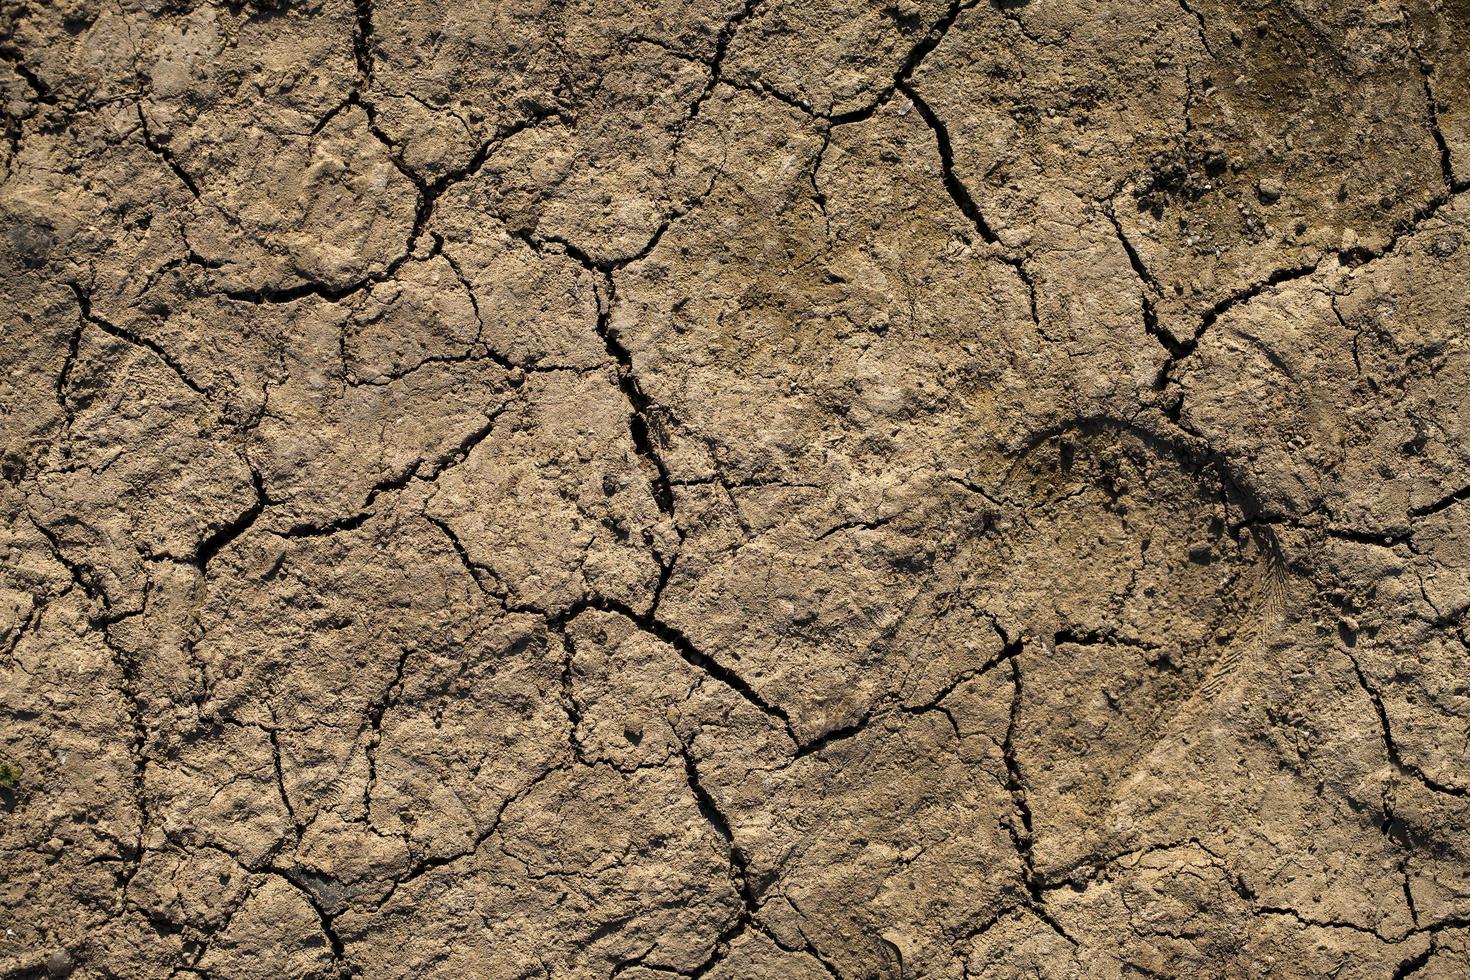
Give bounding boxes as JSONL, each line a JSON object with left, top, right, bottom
{"left": 3, "top": 0, "right": 1470, "bottom": 976}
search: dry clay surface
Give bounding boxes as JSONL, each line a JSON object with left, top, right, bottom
{"left": 3, "top": 0, "right": 1470, "bottom": 977}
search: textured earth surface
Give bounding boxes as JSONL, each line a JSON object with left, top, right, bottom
{"left": 3, "top": 0, "right": 1470, "bottom": 977}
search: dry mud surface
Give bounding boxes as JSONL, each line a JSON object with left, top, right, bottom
{"left": 2, "top": 0, "right": 1470, "bottom": 977}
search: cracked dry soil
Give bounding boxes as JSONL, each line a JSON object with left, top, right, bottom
{"left": 2, "top": 0, "right": 1470, "bottom": 977}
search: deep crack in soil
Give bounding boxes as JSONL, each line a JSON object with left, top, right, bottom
{"left": 3, "top": 0, "right": 1470, "bottom": 976}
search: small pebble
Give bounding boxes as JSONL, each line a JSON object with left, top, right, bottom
{"left": 46, "top": 949, "right": 74, "bottom": 977}
{"left": 1257, "top": 177, "right": 1283, "bottom": 203}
